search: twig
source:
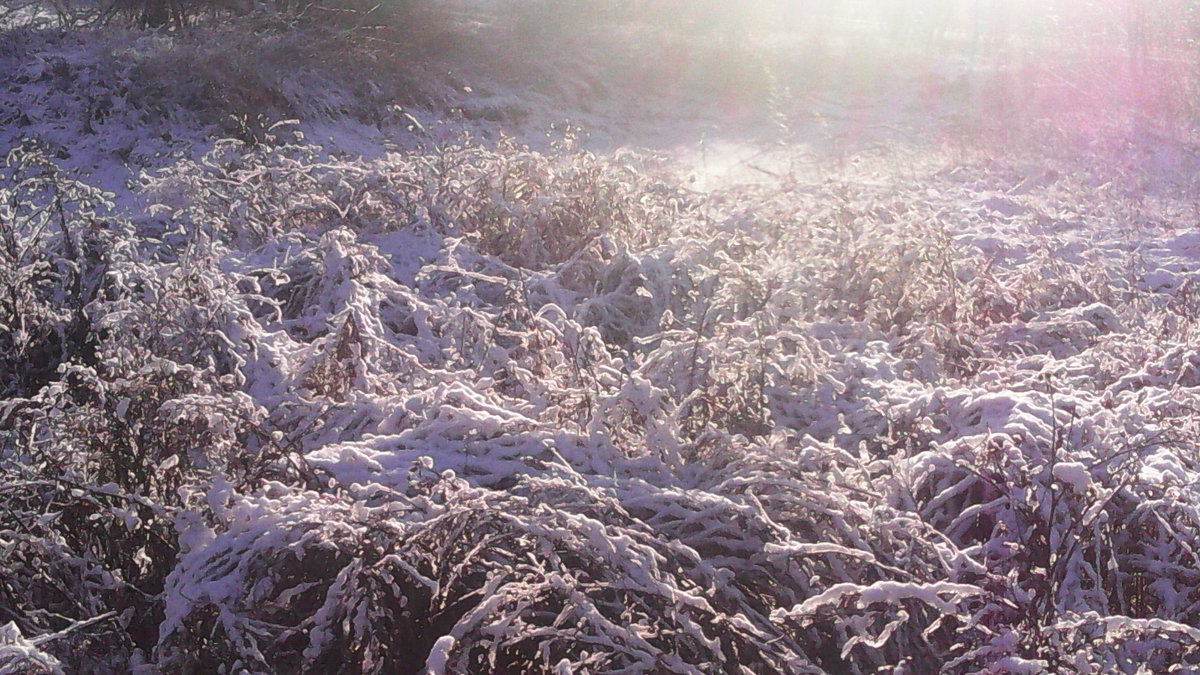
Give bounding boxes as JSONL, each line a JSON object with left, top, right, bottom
{"left": 30, "top": 611, "right": 117, "bottom": 647}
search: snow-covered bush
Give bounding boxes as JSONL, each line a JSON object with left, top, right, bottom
{"left": 157, "top": 471, "right": 813, "bottom": 673}
{"left": 6, "top": 48, "right": 1200, "bottom": 671}
{"left": 0, "top": 622, "right": 63, "bottom": 674}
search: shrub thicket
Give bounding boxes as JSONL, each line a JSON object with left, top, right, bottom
{"left": 5, "top": 2, "right": 1200, "bottom": 673}
{"left": 3, "top": 123, "right": 1200, "bottom": 671}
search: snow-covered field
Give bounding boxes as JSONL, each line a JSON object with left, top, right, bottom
{"left": 3, "top": 4, "right": 1200, "bottom": 673}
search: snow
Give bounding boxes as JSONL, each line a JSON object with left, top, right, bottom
{"left": 6, "top": 4, "right": 1200, "bottom": 674}
{"left": 425, "top": 636, "right": 456, "bottom": 675}
{"left": 775, "top": 581, "right": 984, "bottom": 620}
{"left": 1052, "top": 462, "right": 1091, "bottom": 493}
{"left": 990, "top": 656, "right": 1051, "bottom": 674}
{"left": 0, "top": 623, "right": 63, "bottom": 675}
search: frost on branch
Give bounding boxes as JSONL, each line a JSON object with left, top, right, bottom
{"left": 0, "top": 622, "right": 63, "bottom": 675}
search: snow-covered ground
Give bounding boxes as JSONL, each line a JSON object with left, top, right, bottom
{"left": 3, "top": 5, "right": 1200, "bottom": 674}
